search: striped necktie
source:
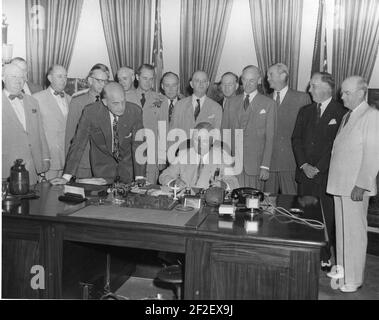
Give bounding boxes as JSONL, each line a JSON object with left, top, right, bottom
{"left": 112, "top": 114, "right": 120, "bottom": 162}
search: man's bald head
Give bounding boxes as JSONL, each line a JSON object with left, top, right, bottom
{"left": 103, "top": 82, "right": 126, "bottom": 116}
{"left": 241, "top": 65, "right": 261, "bottom": 94}
{"left": 341, "top": 76, "right": 368, "bottom": 110}
{"left": 3, "top": 64, "right": 25, "bottom": 94}
{"left": 190, "top": 70, "right": 209, "bottom": 98}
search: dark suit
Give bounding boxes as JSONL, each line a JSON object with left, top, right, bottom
{"left": 292, "top": 99, "right": 347, "bottom": 262}
{"left": 65, "top": 101, "right": 145, "bottom": 183}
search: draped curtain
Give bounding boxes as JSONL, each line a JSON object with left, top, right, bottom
{"left": 99, "top": 0, "right": 152, "bottom": 77}
{"left": 333, "top": 0, "right": 379, "bottom": 92}
{"left": 26, "top": 0, "right": 83, "bottom": 86}
{"left": 249, "top": 0, "right": 303, "bottom": 89}
{"left": 179, "top": 0, "right": 233, "bottom": 94}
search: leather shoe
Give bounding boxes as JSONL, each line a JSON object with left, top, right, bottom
{"left": 327, "top": 265, "right": 344, "bottom": 279}
{"left": 339, "top": 284, "right": 361, "bottom": 293}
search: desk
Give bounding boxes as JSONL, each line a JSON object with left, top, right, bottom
{"left": 2, "top": 184, "right": 325, "bottom": 299}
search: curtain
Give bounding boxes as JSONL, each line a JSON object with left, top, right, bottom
{"left": 180, "top": 0, "right": 233, "bottom": 94}
{"left": 311, "top": 0, "right": 328, "bottom": 76}
{"left": 99, "top": 0, "right": 152, "bottom": 77}
{"left": 333, "top": 0, "right": 379, "bottom": 92}
{"left": 26, "top": 0, "right": 83, "bottom": 86}
{"left": 152, "top": 0, "right": 164, "bottom": 92}
{"left": 249, "top": 0, "right": 303, "bottom": 89}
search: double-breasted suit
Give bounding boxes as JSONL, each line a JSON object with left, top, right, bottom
{"left": 64, "top": 101, "right": 145, "bottom": 183}
{"left": 327, "top": 102, "right": 379, "bottom": 287}
{"left": 222, "top": 93, "right": 276, "bottom": 188}
{"left": 2, "top": 91, "right": 50, "bottom": 185}
{"left": 33, "top": 89, "right": 71, "bottom": 178}
{"left": 292, "top": 99, "right": 347, "bottom": 262}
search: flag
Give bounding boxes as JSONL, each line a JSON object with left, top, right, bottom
{"left": 311, "top": 0, "right": 328, "bottom": 75}
{"left": 152, "top": 0, "right": 164, "bottom": 92}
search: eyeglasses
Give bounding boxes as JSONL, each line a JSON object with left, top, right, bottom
{"left": 90, "top": 77, "right": 108, "bottom": 84}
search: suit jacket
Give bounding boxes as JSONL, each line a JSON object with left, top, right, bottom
{"left": 27, "top": 81, "right": 43, "bottom": 94}
{"left": 270, "top": 89, "right": 311, "bottom": 172}
{"left": 327, "top": 102, "right": 379, "bottom": 196}
{"left": 171, "top": 96, "right": 223, "bottom": 137}
{"left": 2, "top": 91, "right": 50, "bottom": 185}
{"left": 159, "top": 145, "right": 239, "bottom": 190}
{"left": 64, "top": 101, "right": 145, "bottom": 183}
{"left": 292, "top": 100, "right": 347, "bottom": 185}
{"left": 222, "top": 93, "right": 276, "bottom": 175}
{"left": 33, "top": 89, "right": 71, "bottom": 171}
{"left": 65, "top": 90, "right": 98, "bottom": 173}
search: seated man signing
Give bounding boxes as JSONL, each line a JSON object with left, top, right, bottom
{"left": 51, "top": 82, "right": 145, "bottom": 185}
{"left": 159, "top": 122, "right": 239, "bottom": 191}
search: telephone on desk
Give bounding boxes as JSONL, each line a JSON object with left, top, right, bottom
{"left": 231, "top": 187, "right": 265, "bottom": 206}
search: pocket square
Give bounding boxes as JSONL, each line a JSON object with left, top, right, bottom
{"left": 208, "top": 114, "right": 215, "bottom": 119}
{"left": 259, "top": 109, "right": 266, "bottom": 115}
{"left": 328, "top": 119, "right": 337, "bottom": 125}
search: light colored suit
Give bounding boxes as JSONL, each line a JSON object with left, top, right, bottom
{"left": 222, "top": 93, "right": 276, "bottom": 188}
{"left": 171, "top": 96, "right": 222, "bottom": 138}
{"left": 159, "top": 145, "right": 239, "bottom": 190}
{"left": 33, "top": 89, "right": 71, "bottom": 178}
{"left": 266, "top": 89, "right": 311, "bottom": 194}
{"left": 327, "top": 101, "right": 379, "bottom": 286}
{"left": 65, "top": 90, "right": 98, "bottom": 178}
{"left": 2, "top": 91, "right": 50, "bottom": 185}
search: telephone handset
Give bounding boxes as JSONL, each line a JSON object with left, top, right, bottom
{"left": 231, "top": 187, "right": 265, "bottom": 205}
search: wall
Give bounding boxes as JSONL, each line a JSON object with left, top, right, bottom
{"left": 2, "top": 0, "right": 379, "bottom": 89}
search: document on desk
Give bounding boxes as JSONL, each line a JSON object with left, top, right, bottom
{"left": 69, "top": 204, "right": 199, "bottom": 227}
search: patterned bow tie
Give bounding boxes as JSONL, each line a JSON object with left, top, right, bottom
{"left": 9, "top": 93, "right": 23, "bottom": 100}
{"left": 54, "top": 91, "right": 64, "bottom": 98}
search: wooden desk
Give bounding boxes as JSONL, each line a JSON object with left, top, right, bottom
{"left": 2, "top": 184, "right": 325, "bottom": 299}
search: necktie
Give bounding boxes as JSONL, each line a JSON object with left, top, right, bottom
{"left": 168, "top": 99, "right": 174, "bottom": 123}
{"left": 95, "top": 95, "right": 100, "bottom": 102}
{"left": 140, "top": 93, "right": 146, "bottom": 107}
{"left": 316, "top": 103, "right": 321, "bottom": 123}
{"left": 54, "top": 91, "right": 64, "bottom": 98}
{"left": 9, "top": 94, "right": 23, "bottom": 100}
{"left": 112, "top": 114, "right": 120, "bottom": 162}
{"left": 194, "top": 99, "right": 201, "bottom": 121}
{"left": 21, "top": 89, "right": 25, "bottom": 94}
{"left": 195, "top": 157, "right": 204, "bottom": 186}
{"left": 343, "top": 111, "right": 352, "bottom": 127}
{"left": 275, "top": 91, "right": 281, "bottom": 105}
{"left": 244, "top": 94, "right": 250, "bottom": 111}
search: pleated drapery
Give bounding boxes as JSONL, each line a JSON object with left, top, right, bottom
{"left": 99, "top": 0, "right": 153, "bottom": 77}
{"left": 249, "top": 0, "right": 303, "bottom": 89}
{"left": 179, "top": 0, "right": 233, "bottom": 94}
{"left": 333, "top": 0, "right": 379, "bottom": 93}
{"left": 26, "top": 0, "right": 83, "bottom": 86}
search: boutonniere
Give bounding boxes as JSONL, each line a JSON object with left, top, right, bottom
{"left": 32, "top": 109, "right": 37, "bottom": 113}
{"left": 152, "top": 94, "right": 165, "bottom": 108}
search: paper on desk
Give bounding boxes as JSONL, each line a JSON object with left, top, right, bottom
{"left": 76, "top": 178, "right": 108, "bottom": 185}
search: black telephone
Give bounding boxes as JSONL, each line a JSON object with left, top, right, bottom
{"left": 231, "top": 187, "right": 265, "bottom": 205}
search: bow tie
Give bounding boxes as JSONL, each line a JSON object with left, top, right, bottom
{"left": 53, "top": 91, "right": 64, "bottom": 98}
{"left": 9, "top": 93, "right": 24, "bottom": 101}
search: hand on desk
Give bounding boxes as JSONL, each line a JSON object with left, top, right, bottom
{"left": 50, "top": 177, "right": 69, "bottom": 185}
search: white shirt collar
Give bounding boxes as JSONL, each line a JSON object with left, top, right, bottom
{"left": 192, "top": 95, "right": 206, "bottom": 109}
{"left": 319, "top": 96, "right": 332, "bottom": 116}
{"left": 352, "top": 101, "right": 365, "bottom": 113}
{"left": 49, "top": 86, "right": 64, "bottom": 97}
{"left": 244, "top": 90, "right": 258, "bottom": 103}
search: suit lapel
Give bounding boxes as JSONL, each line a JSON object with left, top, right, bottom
{"left": 2, "top": 92, "right": 27, "bottom": 133}
{"left": 338, "top": 103, "right": 369, "bottom": 137}
{"left": 46, "top": 90, "right": 66, "bottom": 124}
{"left": 98, "top": 103, "right": 113, "bottom": 154}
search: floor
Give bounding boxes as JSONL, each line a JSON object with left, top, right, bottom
{"left": 318, "top": 254, "right": 379, "bottom": 300}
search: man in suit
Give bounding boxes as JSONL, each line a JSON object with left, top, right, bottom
{"left": 51, "top": 82, "right": 145, "bottom": 185}
{"left": 326, "top": 76, "right": 379, "bottom": 293}
{"left": 65, "top": 64, "right": 110, "bottom": 178}
{"left": 218, "top": 72, "right": 239, "bottom": 109}
{"left": 265, "top": 63, "right": 311, "bottom": 195}
{"left": 2, "top": 64, "right": 50, "bottom": 185}
{"left": 33, "top": 65, "right": 71, "bottom": 180}
{"left": 171, "top": 70, "right": 222, "bottom": 138}
{"left": 292, "top": 72, "right": 347, "bottom": 270}
{"left": 116, "top": 66, "right": 136, "bottom": 101}
{"left": 10, "top": 57, "right": 43, "bottom": 94}
{"left": 222, "top": 65, "right": 276, "bottom": 189}
{"left": 159, "top": 122, "right": 239, "bottom": 191}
